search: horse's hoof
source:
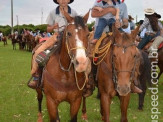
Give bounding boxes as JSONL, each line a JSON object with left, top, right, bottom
{"left": 101, "top": 116, "right": 104, "bottom": 121}
{"left": 37, "top": 113, "right": 43, "bottom": 122}
{"left": 138, "top": 107, "right": 143, "bottom": 111}
{"left": 82, "top": 113, "right": 88, "bottom": 120}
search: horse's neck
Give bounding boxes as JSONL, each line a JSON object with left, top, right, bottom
{"left": 59, "top": 39, "right": 72, "bottom": 68}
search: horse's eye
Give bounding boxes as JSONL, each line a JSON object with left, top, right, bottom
{"left": 67, "top": 32, "right": 72, "bottom": 37}
{"left": 134, "top": 55, "right": 137, "bottom": 58}
{"left": 113, "top": 54, "right": 116, "bottom": 58}
{"left": 87, "top": 33, "right": 90, "bottom": 38}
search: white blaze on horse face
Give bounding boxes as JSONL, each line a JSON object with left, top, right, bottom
{"left": 75, "top": 29, "right": 87, "bottom": 64}
{"left": 75, "top": 36, "right": 86, "bottom": 58}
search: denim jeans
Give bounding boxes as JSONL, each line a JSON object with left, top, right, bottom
{"left": 137, "top": 31, "right": 160, "bottom": 49}
{"left": 94, "top": 18, "right": 115, "bottom": 39}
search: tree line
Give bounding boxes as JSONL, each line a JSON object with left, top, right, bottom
{"left": 0, "top": 22, "right": 95, "bottom": 36}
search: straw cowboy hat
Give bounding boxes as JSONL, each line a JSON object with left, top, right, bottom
{"left": 144, "top": 8, "right": 155, "bottom": 15}
{"left": 128, "top": 15, "right": 134, "bottom": 20}
{"left": 53, "top": 0, "right": 74, "bottom": 4}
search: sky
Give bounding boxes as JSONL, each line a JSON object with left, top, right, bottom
{"left": 0, "top": 0, "right": 163, "bottom": 26}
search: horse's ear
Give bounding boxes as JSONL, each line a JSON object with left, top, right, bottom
{"left": 83, "top": 10, "right": 90, "bottom": 24}
{"left": 112, "top": 23, "right": 121, "bottom": 37}
{"left": 131, "top": 25, "right": 140, "bottom": 41}
{"left": 62, "top": 8, "right": 73, "bottom": 23}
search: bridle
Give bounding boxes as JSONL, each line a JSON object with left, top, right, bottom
{"left": 112, "top": 42, "right": 138, "bottom": 88}
{"left": 59, "top": 22, "right": 88, "bottom": 90}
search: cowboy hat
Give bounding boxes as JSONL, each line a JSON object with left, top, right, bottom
{"left": 53, "top": 0, "right": 74, "bottom": 4}
{"left": 144, "top": 8, "right": 155, "bottom": 15}
{"left": 128, "top": 15, "right": 134, "bottom": 20}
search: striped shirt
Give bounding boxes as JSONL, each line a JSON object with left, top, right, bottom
{"left": 139, "top": 17, "right": 163, "bottom": 34}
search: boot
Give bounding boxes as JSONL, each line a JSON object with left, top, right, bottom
{"left": 131, "top": 83, "right": 142, "bottom": 93}
{"left": 82, "top": 73, "right": 95, "bottom": 97}
{"left": 28, "top": 77, "right": 39, "bottom": 89}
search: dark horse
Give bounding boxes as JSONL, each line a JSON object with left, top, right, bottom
{"left": 96, "top": 26, "right": 142, "bottom": 122}
{"left": 8, "top": 34, "right": 17, "bottom": 50}
{"left": 34, "top": 11, "right": 90, "bottom": 122}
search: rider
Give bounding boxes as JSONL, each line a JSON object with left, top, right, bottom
{"left": 28, "top": 0, "right": 77, "bottom": 89}
{"left": 128, "top": 15, "right": 135, "bottom": 30}
{"left": 91, "top": 0, "right": 121, "bottom": 44}
{"left": 91, "top": 0, "right": 142, "bottom": 93}
{"left": 0, "top": 31, "right": 3, "bottom": 41}
{"left": 137, "top": 8, "right": 163, "bottom": 49}
{"left": 14, "top": 29, "right": 18, "bottom": 39}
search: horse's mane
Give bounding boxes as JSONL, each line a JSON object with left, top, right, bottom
{"left": 122, "top": 33, "right": 131, "bottom": 42}
{"left": 74, "top": 16, "right": 85, "bottom": 30}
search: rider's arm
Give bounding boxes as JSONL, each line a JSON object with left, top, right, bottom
{"left": 47, "top": 23, "right": 59, "bottom": 33}
{"left": 91, "top": 7, "right": 116, "bottom": 18}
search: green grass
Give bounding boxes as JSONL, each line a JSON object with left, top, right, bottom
{"left": 0, "top": 41, "right": 163, "bottom": 122}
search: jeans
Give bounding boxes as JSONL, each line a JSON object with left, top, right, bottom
{"left": 137, "top": 31, "right": 160, "bottom": 49}
{"left": 94, "top": 18, "right": 115, "bottom": 39}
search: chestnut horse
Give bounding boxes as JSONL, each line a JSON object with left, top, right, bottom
{"left": 2, "top": 36, "right": 7, "bottom": 46}
{"left": 97, "top": 26, "right": 141, "bottom": 122}
{"left": 35, "top": 11, "right": 90, "bottom": 122}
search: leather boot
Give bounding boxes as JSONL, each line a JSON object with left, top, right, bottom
{"left": 28, "top": 77, "right": 39, "bottom": 89}
{"left": 131, "top": 83, "right": 142, "bottom": 93}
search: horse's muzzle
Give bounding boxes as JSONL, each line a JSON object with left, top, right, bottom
{"left": 74, "top": 57, "right": 89, "bottom": 72}
{"left": 116, "top": 85, "right": 131, "bottom": 96}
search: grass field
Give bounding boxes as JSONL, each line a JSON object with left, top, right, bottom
{"left": 0, "top": 41, "right": 163, "bottom": 122}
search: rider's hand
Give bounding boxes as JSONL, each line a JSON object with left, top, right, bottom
{"left": 115, "top": 19, "right": 121, "bottom": 28}
{"left": 53, "top": 23, "right": 59, "bottom": 30}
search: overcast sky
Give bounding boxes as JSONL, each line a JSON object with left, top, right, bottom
{"left": 0, "top": 0, "right": 163, "bottom": 26}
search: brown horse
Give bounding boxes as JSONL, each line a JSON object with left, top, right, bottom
{"left": 2, "top": 36, "right": 7, "bottom": 46}
{"left": 97, "top": 26, "right": 140, "bottom": 122}
{"left": 34, "top": 11, "right": 90, "bottom": 122}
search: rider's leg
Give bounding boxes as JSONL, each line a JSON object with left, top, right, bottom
{"left": 91, "top": 18, "right": 107, "bottom": 44}
{"left": 29, "top": 33, "right": 58, "bottom": 89}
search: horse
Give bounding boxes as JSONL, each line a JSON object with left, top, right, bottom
{"left": 2, "top": 36, "right": 7, "bottom": 46}
{"left": 33, "top": 11, "right": 90, "bottom": 122}
{"left": 136, "top": 36, "right": 163, "bottom": 79}
{"left": 95, "top": 25, "right": 142, "bottom": 122}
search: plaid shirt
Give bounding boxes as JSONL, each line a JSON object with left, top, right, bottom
{"left": 139, "top": 17, "right": 163, "bottom": 34}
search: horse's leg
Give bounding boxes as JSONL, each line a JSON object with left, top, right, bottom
{"left": 119, "top": 94, "right": 130, "bottom": 122}
{"left": 36, "top": 88, "right": 43, "bottom": 122}
{"left": 138, "top": 90, "right": 146, "bottom": 110}
{"left": 81, "top": 97, "right": 87, "bottom": 120}
{"left": 100, "top": 94, "right": 111, "bottom": 122}
{"left": 46, "top": 96, "right": 60, "bottom": 122}
{"left": 70, "top": 97, "right": 82, "bottom": 122}
{"left": 138, "top": 82, "right": 146, "bottom": 110}
{"left": 158, "top": 70, "right": 162, "bottom": 80}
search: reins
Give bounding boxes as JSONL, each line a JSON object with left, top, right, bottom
{"left": 112, "top": 42, "right": 138, "bottom": 87}
{"left": 58, "top": 23, "right": 88, "bottom": 90}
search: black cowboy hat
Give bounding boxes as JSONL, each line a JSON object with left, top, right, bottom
{"left": 53, "top": 0, "right": 74, "bottom": 4}
{"left": 128, "top": 15, "right": 134, "bottom": 20}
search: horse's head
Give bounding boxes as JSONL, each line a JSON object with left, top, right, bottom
{"left": 112, "top": 25, "right": 140, "bottom": 96}
{"left": 62, "top": 10, "right": 90, "bottom": 73}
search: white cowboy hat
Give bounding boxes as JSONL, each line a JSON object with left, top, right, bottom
{"left": 144, "top": 8, "right": 155, "bottom": 15}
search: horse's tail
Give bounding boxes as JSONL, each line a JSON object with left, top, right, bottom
{"left": 140, "top": 51, "right": 152, "bottom": 86}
